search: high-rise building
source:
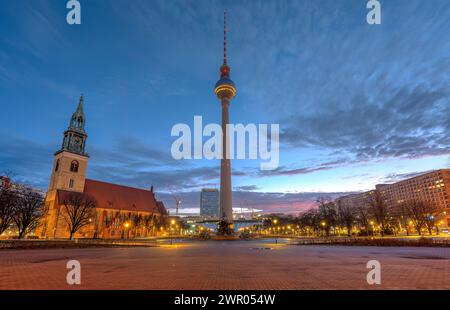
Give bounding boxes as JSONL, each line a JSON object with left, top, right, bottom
{"left": 200, "top": 188, "right": 219, "bottom": 218}
{"left": 214, "top": 12, "right": 236, "bottom": 224}
{"left": 336, "top": 169, "right": 450, "bottom": 228}
{"left": 376, "top": 169, "right": 450, "bottom": 226}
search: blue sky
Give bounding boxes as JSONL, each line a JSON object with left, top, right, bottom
{"left": 1, "top": 0, "right": 449, "bottom": 213}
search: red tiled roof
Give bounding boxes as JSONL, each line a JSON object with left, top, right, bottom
{"left": 56, "top": 179, "right": 165, "bottom": 213}
{"left": 156, "top": 201, "right": 168, "bottom": 215}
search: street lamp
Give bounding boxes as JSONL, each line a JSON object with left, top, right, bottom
{"left": 273, "top": 219, "right": 279, "bottom": 244}
{"left": 123, "top": 222, "right": 130, "bottom": 239}
{"left": 170, "top": 219, "right": 176, "bottom": 245}
{"left": 320, "top": 221, "right": 326, "bottom": 237}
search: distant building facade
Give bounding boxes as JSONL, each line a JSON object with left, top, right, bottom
{"left": 37, "top": 96, "right": 167, "bottom": 239}
{"left": 335, "top": 190, "right": 376, "bottom": 210}
{"left": 336, "top": 169, "right": 450, "bottom": 227}
{"left": 200, "top": 188, "right": 219, "bottom": 218}
{"left": 0, "top": 176, "right": 45, "bottom": 197}
{"left": 376, "top": 169, "right": 450, "bottom": 226}
{"left": 0, "top": 176, "right": 10, "bottom": 189}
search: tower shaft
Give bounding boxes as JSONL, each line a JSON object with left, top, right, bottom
{"left": 220, "top": 98, "right": 233, "bottom": 222}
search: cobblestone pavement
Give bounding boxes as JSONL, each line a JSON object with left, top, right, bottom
{"left": 0, "top": 239, "right": 449, "bottom": 289}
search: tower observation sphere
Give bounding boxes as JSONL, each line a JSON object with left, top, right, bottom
{"left": 214, "top": 66, "right": 236, "bottom": 99}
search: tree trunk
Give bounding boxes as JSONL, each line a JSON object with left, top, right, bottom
{"left": 417, "top": 227, "right": 422, "bottom": 236}
{"left": 18, "top": 230, "right": 25, "bottom": 239}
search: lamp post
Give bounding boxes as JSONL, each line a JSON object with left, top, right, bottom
{"left": 320, "top": 221, "right": 327, "bottom": 237}
{"left": 273, "top": 219, "right": 278, "bottom": 244}
{"left": 124, "top": 222, "right": 130, "bottom": 239}
{"left": 170, "top": 219, "right": 175, "bottom": 245}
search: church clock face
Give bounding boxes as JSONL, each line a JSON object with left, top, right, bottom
{"left": 73, "top": 136, "right": 82, "bottom": 152}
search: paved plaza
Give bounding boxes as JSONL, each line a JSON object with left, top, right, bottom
{"left": 0, "top": 239, "right": 449, "bottom": 290}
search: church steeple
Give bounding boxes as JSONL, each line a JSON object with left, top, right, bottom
{"left": 69, "top": 95, "right": 85, "bottom": 131}
{"left": 58, "top": 95, "right": 88, "bottom": 156}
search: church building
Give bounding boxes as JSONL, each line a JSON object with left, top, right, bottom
{"left": 37, "top": 96, "right": 167, "bottom": 239}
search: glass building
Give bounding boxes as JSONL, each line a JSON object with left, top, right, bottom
{"left": 200, "top": 188, "right": 219, "bottom": 218}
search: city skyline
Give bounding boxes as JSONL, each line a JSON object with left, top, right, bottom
{"left": 1, "top": 0, "right": 450, "bottom": 213}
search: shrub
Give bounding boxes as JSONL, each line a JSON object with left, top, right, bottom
{"left": 239, "top": 231, "right": 251, "bottom": 240}
{"left": 197, "top": 231, "right": 211, "bottom": 240}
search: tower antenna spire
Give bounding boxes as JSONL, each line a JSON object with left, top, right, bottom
{"left": 223, "top": 10, "right": 227, "bottom": 65}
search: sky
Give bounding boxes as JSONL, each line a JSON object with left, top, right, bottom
{"left": 0, "top": 0, "right": 449, "bottom": 214}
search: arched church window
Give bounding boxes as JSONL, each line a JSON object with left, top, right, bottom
{"left": 55, "top": 159, "right": 60, "bottom": 172}
{"left": 70, "top": 160, "right": 79, "bottom": 172}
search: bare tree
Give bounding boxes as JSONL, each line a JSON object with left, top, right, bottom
{"left": 355, "top": 205, "right": 371, "bottom": 235}
{"left": 392, "top": 203, "right": 411, "bottom": 236}
{"left": 422, "top": 201, "right": 441, "bottom": 235}
{"left": 369, "top": 191, "right": 390, "bottom": 236}
{"left": 0, "top": 185, "right": 17, "bottom": 235}
{"left": 62, "top": 193, "right": 96, "bottom": 240}
{"left": 402, "top": 200, "right": 429, "bottom": 236}
{"left": 317, "top": 198, "right": 337, "bottom": 236}
{"left": 143, "top": 214, "right": 152, "bottom": 237}
{"left": 336, "top": 201, "right": 355, "bottom": 237}
{"left": 12, "top": 189, "right": 45, "bottom": 239}
{"left": 132, "top": 214, "right": 143, "bottom": 237}
{"left": 297, "top": 209, "right": 320, "bottom": 236}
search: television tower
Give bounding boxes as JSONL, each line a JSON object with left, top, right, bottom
{"left": 214, "top": 11, "right": 236, "bottom": 224}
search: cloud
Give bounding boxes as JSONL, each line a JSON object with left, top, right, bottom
{"left": 381, "top": 170, "right": 434, "bottom": 184}
{"left": 89, "top": 136, "right": 178, "bottom": 169}
{"left": 281, "top": 85, "right": 450, "bottom": 163}
{"left": 234, "top": 185, "right": 260, "bottom": 191}
{"left": 258, "top": 159, "right": 350, "bottom": 177}
{"left": 89, "top": 164, "right": 220, "bottom": 193}
{"left": 0, "top": 135, "right": 55, "bottom": 188}
{"left": 158, "top": 189, "right": 351, "bottom": 215}
{"left": 0, "top": 134, "right": 222, "bottom": 192}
